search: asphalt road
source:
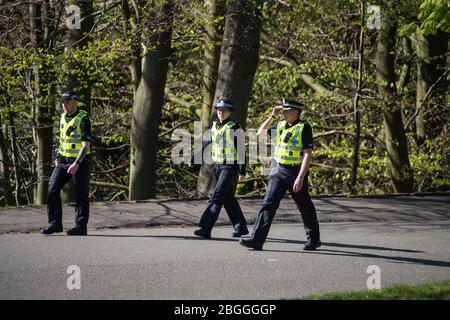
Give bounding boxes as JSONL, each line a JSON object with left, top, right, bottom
{"left": 1, "top": 220, "right": 449, "bottom": 299}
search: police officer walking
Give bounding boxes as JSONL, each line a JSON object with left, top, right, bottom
{"left": 192, "top": 99, "right": 249, "bottom": 239}
{"left": 239, "top": 99, "right": 321, "bottom": 250}
{"left": 42, "top": 92, "right": 92, "bottom": 236}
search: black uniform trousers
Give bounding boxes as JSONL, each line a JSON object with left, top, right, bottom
{"left": 250, "top": 164, "right": 320, "bottom": 245}
{"left": 47, "top": 157, "right": 90, "bottom": 228}
{"left": 198, "top": 164, "right": 248, "bottom": 233}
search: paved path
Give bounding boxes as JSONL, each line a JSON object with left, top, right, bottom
{"left": 0, "top": 221, "right": 449, "bottom": 299}
{"left": 0, "top": 195, "right": 449, "bottom": 233}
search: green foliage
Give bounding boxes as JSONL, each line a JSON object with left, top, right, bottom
{"left": 303, "top": 280, "right": 450, "bottom": 300}
{"left": 1, "top": 0, "right": 448, "bottom": 203}
{"left": 411, "top": 136, "right": 450, "bottom": 191}
{"left": 399, "top": 22, "right": 418, "bottom": 36}
{"left": 0, "top": 47, "right": 32, "bottom": 117}
{"left": 418, "top": 0, "right": 450, "bottom": 34}
{"left": 399, "top": 0, "right": 450, "bottom": 36}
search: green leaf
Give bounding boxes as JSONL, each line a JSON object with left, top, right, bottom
{"left": 398, "top": 22, "right": 417, "bottom": 37}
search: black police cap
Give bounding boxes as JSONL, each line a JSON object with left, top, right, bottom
{"left": 282, "top": 98, "right": 303, "bottom": 111}
{"left": 61, "top": 91, "right": 78, "bottom": 101}
{"left": 215, "top": 98, "right": 234, "bottom": 110}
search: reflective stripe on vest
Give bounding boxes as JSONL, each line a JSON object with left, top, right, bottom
{"left": 211, "top": 120, "right": 239, "bottom": 163}
{"left": 274, "top": 120, "right": 306, "bottom": 165}
{"left": 58, "top": 110, "right": 91, "bottom": 158}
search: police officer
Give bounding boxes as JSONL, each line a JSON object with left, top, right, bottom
{"left": 42, "top": 91, "right": 92, "bottom": 236}
{"left": 192, "top": 99, "right": 249, "bottom": 239}
{"left": 239, "top": 99, "right": 321, "bottom": 250}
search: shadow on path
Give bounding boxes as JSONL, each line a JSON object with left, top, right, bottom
{"left": 84, "top": 233, "right": 237, "bottom": 242}
{"left": 266, "top": 237, "right": 424, "bottom": 253}
{"left": 261, "top": 246, "right": 450, "bottom": 268}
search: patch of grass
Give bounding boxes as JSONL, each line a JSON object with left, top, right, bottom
{"left": 303, "top": 280, "right": 450, "bottom": 300}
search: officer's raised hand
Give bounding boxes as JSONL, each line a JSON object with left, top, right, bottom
{"left": 257, "top": 105, "right": 284, "bottom": 137}
{"left": 271, "top": 105, "right": 283, "bottom": 117}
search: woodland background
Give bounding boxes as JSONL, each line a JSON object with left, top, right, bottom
{"left": 0, "top": 0, "right": 448, "bottom": 206}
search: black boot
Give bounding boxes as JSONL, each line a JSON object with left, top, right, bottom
{"left": 42, "top": 225, "right": 63, "bottom": 235}
{"left": 303, "top": 240, "right": 322, "bottom": 251}
{"left": 67, "top": 227, "right": 87, "bottom": 236}
{"left": 194, "top": 228, "right": 211, "bottom": 239}
{"left": 239, "top": 238, "right": 263, "bottom": 251}
{"left": 231, "top": 229, "right": 249, "bottom": 238}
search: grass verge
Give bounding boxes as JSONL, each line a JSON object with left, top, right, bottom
{"left": 302, "top": 280, "right": 450, "bottom": 300}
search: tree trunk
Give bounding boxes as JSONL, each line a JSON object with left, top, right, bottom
{"left": 30, "top": 2, "right": 56, "bottom": 205}
{"left": 398, "top": 37, "right": 412, "bottom": 126}
{"left": 349, "top": 0, "right": 364, "bottom": 194}
{"left": 200, "top": 0, "right": 225, "bottom": 133}
{"left": 0, "top": 125, "right": 14, "bottom": 206}
{"left": 397, "top": 37, "right": 412, "bottom": 93}
{"left": 33, "top": 96, "right": 55, "bottom": 205}
{"left": 375, "top": 10, "right": 413, "bottom": 193}
{"left": 8, "top": 112, "right": 23, "bottom": 206}
{"left": 129, "top": 1, "right": 174, "bottom": 200}
{"left": 412, "top": 30, "right": 448, "bottom": 144}
{"left": 196, "top": 0, "right": 263, "bottom": 197}
{"left": 120, "top": 0, "right": 142, "bottom": 95}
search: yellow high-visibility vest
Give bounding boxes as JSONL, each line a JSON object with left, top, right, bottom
{"left": 211, "top": 120, "right": 239, "bottom": 164}
{"left": 274, "top": 120, "right": 306, "bottom": 165}
{"left": 58, "top": 110, "right": 90, "bottom": 158}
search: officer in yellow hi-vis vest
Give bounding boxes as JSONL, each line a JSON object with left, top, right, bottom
{"left": 191, "top": 98, "right": 249, "bottom": 239}
{"left": 240, "top": 99, "right": 321, "bottom": 251}
{"left": 42, "top": 92, "right": 92, "bottom": 236}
